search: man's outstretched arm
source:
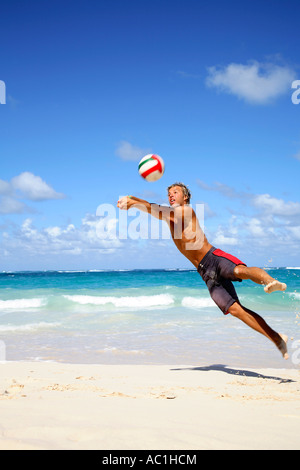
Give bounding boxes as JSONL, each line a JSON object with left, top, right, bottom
{"left": 117, "top": 196, "right": 174, "bottom": 222}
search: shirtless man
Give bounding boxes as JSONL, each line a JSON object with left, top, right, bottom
{"left": 117, "top": 182, "right": 289, "bottom": 360}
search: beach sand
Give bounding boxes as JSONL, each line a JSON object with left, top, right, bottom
{"left": 0, "top": 361, "right": 299, "bottom": 450}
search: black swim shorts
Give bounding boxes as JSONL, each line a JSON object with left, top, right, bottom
{"left": 197, "top": 247, "right": 247, "bottom": 315}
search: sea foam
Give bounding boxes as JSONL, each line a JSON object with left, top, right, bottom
{"left": 63, "top": 293, "right": 174, "bottom": 308}
{"left": 0, "top": 298, "right": 46, "bottom": 310}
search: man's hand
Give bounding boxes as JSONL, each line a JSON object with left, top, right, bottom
{"left": 117, "top": 196, "right": 133, "bottom": 210}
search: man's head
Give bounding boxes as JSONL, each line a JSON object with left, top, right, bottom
{"left": 167, "top": 183, "right": 191, "bottom": 206}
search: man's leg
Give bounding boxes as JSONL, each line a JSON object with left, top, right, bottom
{"left": 228, "top": 302, "right": 289, "bottom": 359}
{"left": 234, "top": 265, "right": 287, "bottom": 293}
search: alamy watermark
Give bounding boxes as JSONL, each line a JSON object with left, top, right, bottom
{"left": 0, "top": 341, "right": 6, "bottom": 362}
{"left": 291, "top": 340, "right": 300, "bottom": 365}
{"left": 96, "top": 201, "right": 205, "bottom": 250}
{"left": 291, "top": 80, "right": 300, "bottom": 105}
{"left": 0, "top": 80, "right": 6, "bottom": 105}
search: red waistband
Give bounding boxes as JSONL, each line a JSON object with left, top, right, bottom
{"left": 213, "top": 248, "right": 246, "bottom": 266}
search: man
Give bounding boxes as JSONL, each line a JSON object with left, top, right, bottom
{"left": 117, "top": 182, "right": 288, "bottom": 360}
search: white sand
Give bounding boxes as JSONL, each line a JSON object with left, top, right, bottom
{"left": 0, "top": 361, "right": 299, "bottom": 450}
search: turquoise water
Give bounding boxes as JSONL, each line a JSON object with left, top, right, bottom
{"left": 0, "top": 268, "right": 299, "bottom": 368}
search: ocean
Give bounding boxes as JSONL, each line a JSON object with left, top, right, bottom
{"left": 0, "top": 268, "right": 299, "bottom": 369}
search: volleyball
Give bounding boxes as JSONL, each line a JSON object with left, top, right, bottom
{"left": 138, "top": 154, "right": 165, "bottom": 182}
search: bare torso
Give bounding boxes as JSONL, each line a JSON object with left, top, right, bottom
{"left": 168, "top": 206, "right": 213, "bottom": 268}
{"left": 117, "top": 195, "right": 213, "bottom": 268}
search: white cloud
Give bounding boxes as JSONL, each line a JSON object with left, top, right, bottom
{"left": 213, "top": 227, "right": 239, "bottom": 246}
{"left": 44, "top": 226, "right": 63, "bottom": 238}
{"left": 206, "top": 61, "right": 295, "bottom": 104}
{"left": 11, "top": 172, "right": 65, "bottom": 201}
{"left": 0, "top": 179, "right": 12, "bottom": 195}
{"left": 212, "top": 216, "right": 240, "bottom": 246}
{"left": 197, "top": 180, "right": 300, "bottom": 219}
{"left": 0, "top": 196, "right": 28, "bottom": 215}
{"left": 0, "top": 172, "right": 66, "bottom": 214}
{"left": 1, "top": 214, "right": 123, "bottom": 261}
{"left": 246, "top": 218, "right": 265, "bottom": 237}
{"left": 253, "top": 194, "right": 300, "bottom": 217}
{"left": 197, "top": 180, "right": 300, "bottom": 260}
{"left": 115, "top": 141, "right": 152, "bottom": 161}
{"left": 286, "top": 226, "right": 300, "bottom": 240}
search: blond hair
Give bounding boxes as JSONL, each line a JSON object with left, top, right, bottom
{"left": 167, "top": 182, "right": 192, "bottom": 204}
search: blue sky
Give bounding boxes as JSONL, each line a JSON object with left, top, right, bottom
{"left": 1, "top": 0, "right": 300, "bottom": 270}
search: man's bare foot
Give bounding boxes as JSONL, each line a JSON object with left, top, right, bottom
{"left": 264, "top": 280, "right": 287, "bottom": 294}
{"left": 277, "top": 334, "right": 289, "bottom": 360}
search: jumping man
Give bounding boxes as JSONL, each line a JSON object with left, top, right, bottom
{"left": 117, "top": 183, "right": 288, "bottom": 360}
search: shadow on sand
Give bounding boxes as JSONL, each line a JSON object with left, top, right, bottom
{"left": 171, "top": 364, "right": 295, "bottom": 383}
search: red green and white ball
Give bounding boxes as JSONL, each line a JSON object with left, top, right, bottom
{"left": 138, "top": 154, "right": 165, "bottom": 182}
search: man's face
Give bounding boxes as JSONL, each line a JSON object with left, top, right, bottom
{"left": 168, "top": 186, "right": 186, "bottom": 207}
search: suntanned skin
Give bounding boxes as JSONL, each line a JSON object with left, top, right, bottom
{"left": 117, "top": 187, "right": 213, "bottom": 267}
{"left": 117, "top": 186, "right": 289, "bottom": 360}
